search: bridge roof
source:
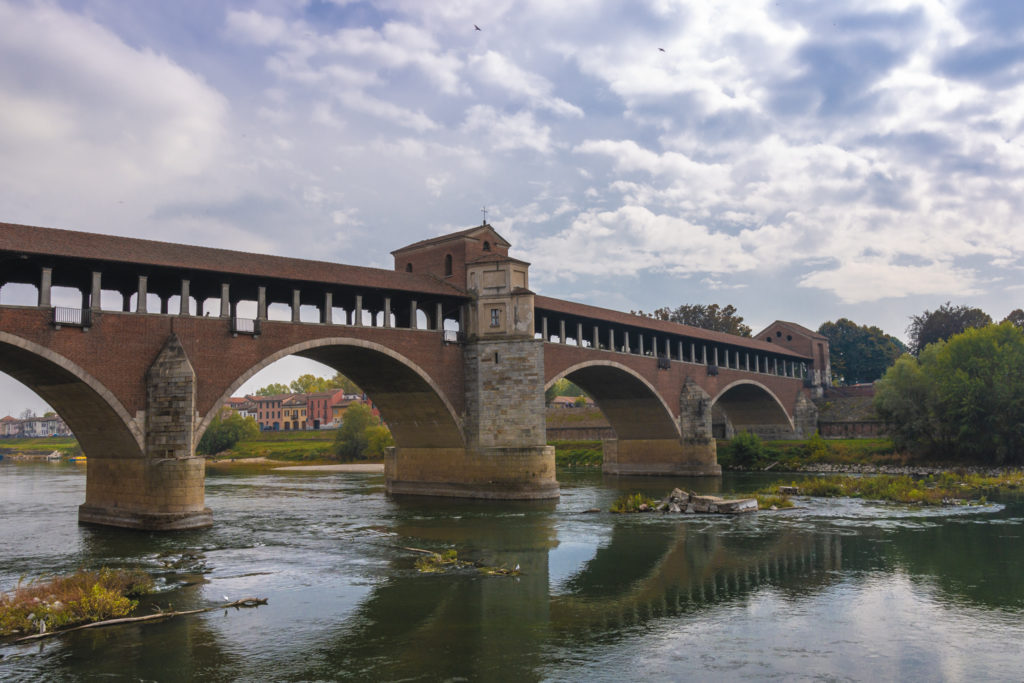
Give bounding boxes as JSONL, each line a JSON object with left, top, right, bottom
{"left": 535, "top": 295, "right": 811, "bottom": 358}
{"left": 0, "top": 222, "right": 468, "bottom": 298}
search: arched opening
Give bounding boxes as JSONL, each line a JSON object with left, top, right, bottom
{"left": 482, "top": 241, "right": 491, "bottom": 252}
{"left": 546, "top": 361, "right": 679, "bottom": 441}
{"left": 203, "top": 338, "right": 464, "bottom": 452}
{"left": 405, "top": 263, "right": 413, "bottom": 273}
{"left": 711, "top": 380, "right": 793, "bottom": 439}
{"left": 0, "top": 332, "right": 144, "bottom": 460}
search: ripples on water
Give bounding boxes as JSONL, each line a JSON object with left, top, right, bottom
{"left": 1, "top": 463, "right": 1023, "bottom": 681}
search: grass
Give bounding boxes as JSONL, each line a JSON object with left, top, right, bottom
{"left": 758, "top": 470, "right": 1024, "bottom": 506}
{"left": 551, "top": 440, "right": 602, "bottom": 468}
{"left": 208, "top": 430, "right": 339, "bottom": 462}
{"left": 717, "top": 435, "right": 904, "bottom": 470}
{"left": 0, "top": 568, "right": 154, "bottom": 637}
{"left": 755, "top": 494, "right": 795, "bottom": 509}
{"left": 610, "top": 492, "right": 659, "bottom": 513}
{"left": 0, "top": 436, "right": 80, "bottom": 455}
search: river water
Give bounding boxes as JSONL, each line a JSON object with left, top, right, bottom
{"left": 2, "top": 461, "right": 1024, "bottom": 681}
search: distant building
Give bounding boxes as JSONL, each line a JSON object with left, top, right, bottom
{"left": 0, "top": 415, "right": 21, "bottom": 437}
{"left": 304, "top": 389, "right": 346, "bottom": 429}
{"left": 252, "top": 394, "right": 289, "bottom": 431}
{"left": 549, "top": 396, "right": 594, "bottom": 408}
{"left": 282, "top": 395, "right": 308, "bottom": 431}
{"left": 18, "top": 415, "right": 72, "bottom": 437}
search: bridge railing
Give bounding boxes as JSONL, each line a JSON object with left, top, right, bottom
{"left": 52, "top": 307, "right": 91, "bottom": 329}
{"left": 231, "top": 317, "right": 261, "bottom": 337}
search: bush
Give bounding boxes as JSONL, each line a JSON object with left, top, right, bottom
{"left": 334, "top": 404, "right": 392, "bottom": 460}
{"left": 729, "top": 431, "right": 765, "bottom": 467}
{"left": 197, "top": 413, "right": 260, "bottom": 455}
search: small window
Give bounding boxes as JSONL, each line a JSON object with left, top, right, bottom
{"left": 405, "top": 263, "right": 413, "bottom": 272}
{"left": 776, "top": 331, "right": 782, "bottom": 337}
{"left": 483, "top": 241, "right": 491, "bottom": 252}
{"left": 490, "top": 308, "right": 500, "bottom": 327}
{"left": 786, "top": 334, "right": 792, "bottom": 341}
{"left": 444, "top": 254, "right": 453, "bottom": 277}
{"left": 765, "top": 337, "right": 772, "bottom": 342}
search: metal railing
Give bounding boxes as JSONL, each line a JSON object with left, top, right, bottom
{"left": 52, "top": 307, "right": 91, "bottom": 329}
{"left": 231, "top": 317, "right": 261, "bottom": 336}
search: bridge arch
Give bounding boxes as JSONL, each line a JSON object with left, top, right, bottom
{"left": 203, "top": 337, "right": 465, "bottom": 450}
{"left": 710, "top": 379, "right": 794, "bottom": 434}
{"left": 546, "top": 360, "right": 680, "bottom": 440}
{"left": 0, "top": 331, "right": 145, "bottom": 457}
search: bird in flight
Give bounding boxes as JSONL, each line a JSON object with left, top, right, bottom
{"left": 474, "top": 24, "right": 482, "bottom": 31}
{"left": 658, "top": 47, "right": 666, "bottom": 52}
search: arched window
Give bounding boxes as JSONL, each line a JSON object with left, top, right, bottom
{"left": 444, "top": 254, "right": 453, "bottom": 277}
{"left": 405, "top": 263, "right": 413, "bottom": 272}
{"left": 482, "top": 241, "right": 491, "bottom": 252}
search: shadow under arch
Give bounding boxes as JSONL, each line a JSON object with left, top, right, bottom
{"left": 203, "top": 337, "right": 465, "bottom": 449}
{"left": 710, "top": 379, "right": 793, "bottom": 432}
{"left": 546, "top": 360, "right": 680, "bottom": 440}
{"left": 0, "top": 331, "right": 144, "bottom": 458}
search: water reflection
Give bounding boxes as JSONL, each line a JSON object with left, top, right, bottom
{"left": 2, "top": 463, "right": 1024, "bottom": 681}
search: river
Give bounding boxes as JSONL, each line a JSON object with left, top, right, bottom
{"left": 2, "top": 461, "right": 1023, "bottom": 681}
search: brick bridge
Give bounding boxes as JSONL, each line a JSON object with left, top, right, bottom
{"left": 0, "top": 221, "right": 828, "bottom": 530}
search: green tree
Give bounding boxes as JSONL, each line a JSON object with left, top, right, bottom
{"left": 326, "top": 372, "right": 361, "bottom": 394}
{"left": 334, "top": 404, "right": 377, "bottom": 460}
{"left": 545, "top": 378, "right": 586, "bottom": 404}
{"left": 255, "top": 383, "right": 290, "bottom": 396}
{"left": 907, "top": 302, "right": 992, "bottom": 355}
{"left": 634, "top": 303, "right": 751, "bottom": 337}
{"left": 290, "top": 374, "right": 328, "bottom": 393}
{"left": 365, "top": 424, "right": 395, "bottom": 457}
{"left": 197, "top": 413, "right": 260, "bottom": 455}
{"left": 1003, "top": 309, "right": 1024, "bottom": 331}
{"left": 817, "top": 318, "right": 907, "bottom": 384}
{"left": 875, "top": 323, "right": 1024, "bottom": 463}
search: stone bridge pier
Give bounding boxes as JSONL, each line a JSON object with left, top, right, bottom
{"left": 78, "top": 335, "right": 212, "bottom": 529}
{"left": 600, "top": 378, "right": 720, "bottom": 477}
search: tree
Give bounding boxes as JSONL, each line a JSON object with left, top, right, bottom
{"left": 334, "top": 404, "right": 377, "bottom": 460}
{"left": 817, "top": 318, "right": 907, "bottom": 384}
{"left": 255, "top": 383, "right": 290, "bottom": 396}
{"left": 290, "top": 374, "right": 328, "bottom": 394}
{"left": 43, "top": 410, "right": 56, "bottom": 418}
{"left": 545, "top": 378, "right": 586, "bottom": 405}
{"left": 365, "top": 424, "right": 394, "bottom": 457}
{"left": 633, "top": 303, "right": 752, "bottom": 337}
{"left": 326, "top": 372, "right": 361, "bottom": 394}
{"left": 19, "top": 409, "right": 35, "bottom": 419}
{"left": 197, "top": 413, "right": 260, "bottom": 455}
{"left": 1003, "top": 309, "right": 1024, "bottom": 331}
{"left": 907, "top": 302, "right": 992, "bottom": 355}
{"left": 874, "top": 322, "right": 1024, "bottom": 463}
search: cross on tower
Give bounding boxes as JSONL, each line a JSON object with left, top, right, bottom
{"left": 481, "top": 206, "right": 488, "bottom": 225}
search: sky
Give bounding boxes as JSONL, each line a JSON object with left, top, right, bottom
{"left": 1, "top": 0, "right": 1023, "bottom": 415}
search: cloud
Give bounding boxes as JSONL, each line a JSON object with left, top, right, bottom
{"left": 799, "top": 259, "right": 983, "bottom": 304}
{"left": 469, "top": 51, "right": 583, "bottom": 117}
{"left": 462, "top": 105, "right": 552, "bottom": 153}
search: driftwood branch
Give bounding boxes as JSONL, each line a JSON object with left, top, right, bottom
{"left": 14, "top": 597, "right": 268, "bottom": 643}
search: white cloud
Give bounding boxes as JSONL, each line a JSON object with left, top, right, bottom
{"left": 799, "top": 260, "right": 983, "bottom": 304}
{"left": 469, "top": 51, "right": 583, "bottom": 117}
{"left": 462, "top": 105, "right": 552, "bottom": 153}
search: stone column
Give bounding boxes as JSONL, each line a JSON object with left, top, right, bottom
{"left": 179, "top": 279, "right": 190, "bottom": 316}
{"left": 322, "top": 292, "right": 333, "bottom": 324}
{"left": 410, "top": 300, "right": 418, "bottom": 329}
{"left": 219, "top": 284, "right": 230, "bottom": 318}
{"left": 690, "top": 342, "right": 696, "bottom": 363}
{"left": 383, "top": 297, "right": 392, "bottom": 327}
{"left": 702, "top": 345, "right": 708, "bottom": 364}
{"left": 435, "top": 302, "right": 444, "bottom": 331}
{"left": 713, "top": 347, "right": 719, "bottom": 367}
{"left": 639, "top": 335, "right": 645, "bottom": 356}
{"left": 78, "top": 334, "right": 212, "bottom": 531}
{"left": 38, "top": 266, "right": 52, "bottom": 307}
{"left": 623, "top": 331, "right": 630, "bottom": 353}
{"left": 136, "top": 275, "right": 148, "bottom": 314}
{"left": 745, "top": 353, "right": 750, "bottom": 371}
{"left": 576, "top": 323, "right": 583, "bottom": 347}
{"left": 559, "top": 320, "right": 566, "bottom": 344}
{"left": 292, "top": 289, "right": 301, "bottom": 323}
{"left": 541, "top": 316, "right": 548, "bottom": 341}
{"left": 354, "top": 295, "right": 363, "bottom": 326}
{"left": 257, "top": 286, "right": 267, "bottom": 321}
{"left": 608, "top": 328, "right": 615, "bottom": 352}
{"left": 593, "top": 325, "right": 600, "bottom": 350}
{"left": 773, "top": 358, "right": 779, "bottom": 375}
{"left": 90, "top": 271, "right": 102, "bottom": 311}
